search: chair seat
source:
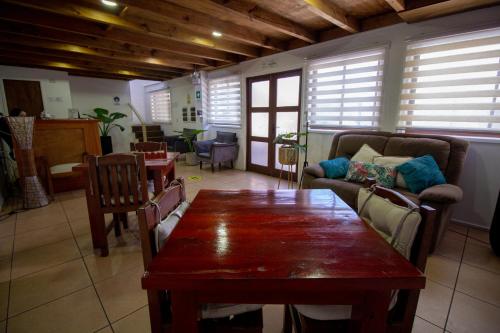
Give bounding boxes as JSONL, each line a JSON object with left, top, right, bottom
{"left": 50, "top": 163, "right": 80, "bottom": 175}
{"left": 201, "top": 304, "right": 263, "bottom": 319}
{"left": 198, "top": 152, "right": 210, "bottom": 158}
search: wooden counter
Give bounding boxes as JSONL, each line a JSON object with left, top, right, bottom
{"left": 34, "top": 119, "right": 101, "bottom": 193}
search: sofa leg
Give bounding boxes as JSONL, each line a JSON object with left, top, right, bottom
{"left": 199, "top": 161, "right": 202, "bottom": 170}
{"left": 219, "top": 162, "right": 222, "bottom": 170}
{"left": 230, "top": 160, "right": 234, "bottom": 169}
{"left": 211, "top": 163, "right": 214, "bottom": 172}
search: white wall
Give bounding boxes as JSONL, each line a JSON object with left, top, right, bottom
{"left": 0, "top": 66, "right": 73, "bottom": 118}
{"left": 129, "top": 79, "right": 159, "bottom": 124}
{"left": 69, "top": 76, "right": 133, "bottom": 153}
{"left": 192, "top": 6, "right": 500, "bottom": 229}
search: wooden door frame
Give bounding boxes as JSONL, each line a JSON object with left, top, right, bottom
{"left": 246, "top": 68, "right": 302, "bottom": 179}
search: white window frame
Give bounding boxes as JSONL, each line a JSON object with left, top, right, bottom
{"left": 305, "top": 47, "right": 387, "bottom": 132}
{"left": 148, "top": 88, "right": 171, "bottom": 124}
{"left": 399, "top": 28, "right": 500, "bottom": 135}
{"left": 208, "top": 75, "right": 242, "bottom": 128}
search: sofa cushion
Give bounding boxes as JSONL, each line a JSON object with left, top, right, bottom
{"left": 373, "top": 156, "right": 413, "bottom": 189}
{"left": 309, "top": 178, "right": 362, "bottom": 208}
{"left": 397, "top": 155, "right": 446, "bottom": 194}
{"left": 345, "top": 161, "right": 397, "bottom": 188}
{"left": 319, "top": 157, "right": 349, "bottom": 179}
{"left": 304, "top": 164, "right": 325, "bottom": 178}
{"left": 216, "top": 131, "right": 236, "bottom": 143}
{"left": 333, "top": 134, "right": 388, "bottom": 159}
{"left": 384, "top": 137, "right": 450, "bottom": 172}
{"left": 351, "top": 144, "right": 382, "bottom": 162}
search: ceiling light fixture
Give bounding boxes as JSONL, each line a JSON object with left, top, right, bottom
{"left": 101, "top": 0, "right": 118, "bottom": 7}
{"left": 212, "top": 31, "right": 222, "bottom": 38}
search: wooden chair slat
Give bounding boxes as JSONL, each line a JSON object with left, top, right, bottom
{"left": 110, "top": 165, "right": 121, "bottom": 208}
{"left": 99, "top": 165, "right": 112, "bottom": 207}
{"left": 120, "top": 164, "right": 130, "bottom": 208}
{"left": 130, "top": 163, "right": 140, "bottom": 206}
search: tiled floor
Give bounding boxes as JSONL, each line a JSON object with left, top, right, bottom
{"left": 0, "top": 162, "right": 499, "bottom": 332}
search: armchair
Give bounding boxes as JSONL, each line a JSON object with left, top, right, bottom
{"left": 194, "top": 131, "right": 238, "bottom": 172}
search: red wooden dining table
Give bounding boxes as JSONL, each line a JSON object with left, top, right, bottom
{"left": 141, "top": 189, "right": 426, "bottom": 333}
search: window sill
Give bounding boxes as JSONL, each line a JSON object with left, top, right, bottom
{"left": 209, "top": 124, "right": 242, "bottom": 129}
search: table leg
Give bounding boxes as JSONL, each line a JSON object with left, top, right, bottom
{"left": 167, "top": 162, "right": 175, "bottom": 184}
{"left": 351, "top": 290, "right": 391, "bottom": 333}
{"left": 171, "top": 291, "right": 199, "bottom": 333}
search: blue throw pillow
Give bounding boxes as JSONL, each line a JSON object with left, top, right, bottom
{"left": 396, "top": 155, "right": 446, "bottom": 194}
{"left": 319, "top": 157, "right": 350, "bottom": 179}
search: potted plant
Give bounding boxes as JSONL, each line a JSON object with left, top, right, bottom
{"left": 175, "top": 129, "right": 206, "bottom": 166}
{"left": 274, "top": 132, "right": 307, "bottom": 165}
{"left": 84, "top": 108, "right": 127, "bottom": 155}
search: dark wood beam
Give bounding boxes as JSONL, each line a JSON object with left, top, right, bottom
{"left": 123, "top": 13, "right": 259, "bottom": 57}
{"left": 0, "top": 21, "right": 215, "bottom": 68}
{"left": 399, "top": 0, "right": 500, "bottom": 22}
{"left": 0, "top": 54, "right": 170, "bottom": 81}
{"left": 5, "top": 0, "right": 260, "bottom": 57}
{"left": 0, "top": 42, "right": 182, "bottom": 77}
{"left": 0, "top": 33, "right": 191, "bottom": 72}
{"left": 0, "top": 3, "right": 237, "bottom": 63}
{"left": 302, "top": 0, "right": 359, "bottom": 33}
{"left": 385, "top": 0, "right": 406, "bottom": 12}
{"left": 120, "top": 0, "right": 285, "bottom": 51}
{"left": 172, "top": 0, "right": 316, "bottom": 43}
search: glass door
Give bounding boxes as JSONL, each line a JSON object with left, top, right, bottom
{"left": 246, "top": 69, "right": 302, "bottom": 178}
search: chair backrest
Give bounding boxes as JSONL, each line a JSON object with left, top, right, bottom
{"left": 358, "top": 184, "right": 436, "bottom": 329}
{"left": 87, "top": 153, "right": 149, "bottom": 212}
{"left": 216, "top": 131, "right": 237, "bottom": 143}
{"left": 130, "top": 141, "right": 167, "bottom": 153}
{"left": 137, "top": 178, "right": 186, "bottom": 269}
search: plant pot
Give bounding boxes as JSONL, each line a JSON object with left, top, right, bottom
{"left": 100, "top": 136, "right": 113, "bottom": 155}
{"left": 279, "top": 146, "right": 298, "bottom": 165}
{"left": 185, "top": 152, "right": 198, "bottom": 166}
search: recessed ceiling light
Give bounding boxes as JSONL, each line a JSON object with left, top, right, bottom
{"left": 101, "top": 0, "right": 118, "bottom": 7}
{"left": 212, "top": 31, "right": 222, "bottom": 38}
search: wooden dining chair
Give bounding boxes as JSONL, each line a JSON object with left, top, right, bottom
{"left": 137, "top": 178, "right": 264, "bottom": 333}
{"left": 284, "top": 184, "right": 436, "bottom": 333}
{"left": 86, "top": 153, "right": 149, "bottom": 257}
{"left": 130, "top": 141, "right": 167, "bottom": 153}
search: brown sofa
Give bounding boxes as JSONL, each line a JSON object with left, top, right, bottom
{"left": 302, "top": 131, "right": 469, "bottom": 252}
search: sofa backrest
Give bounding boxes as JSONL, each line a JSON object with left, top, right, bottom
{"left": 329, "top": 131, "right": 469, "bottom": 185}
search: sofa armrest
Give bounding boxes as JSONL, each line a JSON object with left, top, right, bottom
{"left": 303, "top": 164, "right": 325, "bottom": 178}
{"left": 418, "top": 184, "right": 463, "bottom": 204}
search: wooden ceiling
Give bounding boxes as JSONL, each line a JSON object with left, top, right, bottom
{"left": 0, "top": 0, "right": 499, "bottom": 81}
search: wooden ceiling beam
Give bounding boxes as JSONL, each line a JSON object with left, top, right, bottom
{"left": 302, "top": 0, "right": 359, "bottom": 33}
{"left": 0, "top": 54, "right": 170, "bottom": 81}
{"left": 4, "top": 0, "right": 260, "bottom": 57}
{"left": 0, "top": 22, "right": 215, "bottom": 68}
{"left": 120, "top": 0, "right": 285, "bottom": 51}
{"left": 399, "top": 0, "right": 500, "bottom": 22}
{"left": 385, "top": 0, "right": 406, "bottom": 12}
{"left": 0, "top": 3, "right": 237, "bottom": 63}
{"left": 175, "top": 0, "right": 316, "bottom": 43}
{"left": 0, "top": 33, "right": 191, "bottom": 72}
{"left": 0, "top": 42, "right": 183, "bottom": 77}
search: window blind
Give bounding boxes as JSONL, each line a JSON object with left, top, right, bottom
{"left": 399, "top": 28, "right": 500, "bottom": 133}
{"left": 208, "top": 75, "right": 241, "bottom": 126}
{"left": 306, "top": 47, "right": 386, "bottom": 130}
{"left": 149, "top": 89, "right": 171, "bottom": 123}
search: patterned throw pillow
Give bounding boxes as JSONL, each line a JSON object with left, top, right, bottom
{"left": 345, "top": 161, "right": 397, "bottom": 188}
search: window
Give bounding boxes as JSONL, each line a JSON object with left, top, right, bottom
{"left": 149, "top": 89, "right": 171, "bottom": 123}
{"left": 306, "top": 47, "right": 386, "bottom": 130}
{"left": 399, "top": 28, "right": 500, "bottom": 134}
{"left": 208, "top": 75, "right": 241, "bottom": 126}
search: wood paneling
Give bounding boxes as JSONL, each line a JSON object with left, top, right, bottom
{"left": 3, "top": 79, "right": 43, "bottom": 118}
